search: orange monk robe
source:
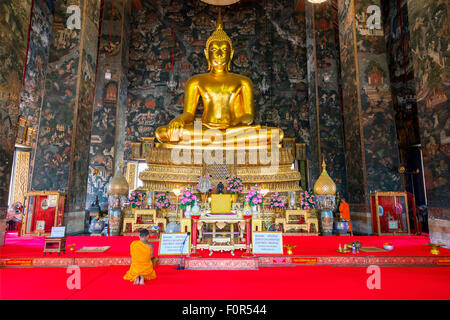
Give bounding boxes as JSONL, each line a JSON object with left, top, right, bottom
{"left": 339, "top": 201, "right": 352, "bottom": 232}
{"left": 123, "top": 240, "right": 157, "bottom": 282}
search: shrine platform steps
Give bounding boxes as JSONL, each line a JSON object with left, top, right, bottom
{"left": 2, "top": 233, "right": 449, "bottom": 268}
{"left": 184, "top": 257, "right": 259, "bottom": 270}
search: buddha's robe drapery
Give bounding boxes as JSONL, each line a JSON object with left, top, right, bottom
{"left": 339, "top": 201, "right": 352, "bottom": 232}
{"left": 123, "top": 240, "right": 157, "bottom": 282}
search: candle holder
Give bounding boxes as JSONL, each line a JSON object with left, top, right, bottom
{"left": 189, "top": 214, "right": 202, "bottom": 258}
{"left": 242, "top": 214, "right": 255, "bottom": 258}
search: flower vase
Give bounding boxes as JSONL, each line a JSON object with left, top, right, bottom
{"left": 251, "top": 206, "right": 258, "bottom": 219}
{"left": 321, "top": 210, "right": 334, "bottom": 236}
{"left": 184, "top": 205, "right": 192, "bottom": 218}
{"left": 289, "top": 191, "right": 296, "bottom": 209}
{"left": 231, "top": 193, "right": 238, "bottom": 203}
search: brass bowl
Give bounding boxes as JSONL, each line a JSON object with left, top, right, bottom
{"left": 426, "top": 243, "right": 445, "bottom": 255}
{"left": 284, "top": 245, "right": 296, "bottom": 255}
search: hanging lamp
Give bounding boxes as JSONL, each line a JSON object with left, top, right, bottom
{"left": 105, "top": 0, "right": 113, "bottom": 80}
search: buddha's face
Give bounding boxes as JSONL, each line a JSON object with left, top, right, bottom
{"left": 205, "top": 40, "right": 233, "bottom": 72}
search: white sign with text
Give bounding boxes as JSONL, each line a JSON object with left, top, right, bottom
{"left": 252, "top": 232, "right": 283, "bottom": 254}
{"left": 158, "top": 233, "right": 190, "bottom": 255}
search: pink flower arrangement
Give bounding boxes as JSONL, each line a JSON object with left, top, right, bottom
{"left": 246, "top": 185, "right": 263, "bottom": 207}
{"left": 300, "top": 191, "right": 317, "bottom": 210}
{"left": 129, "top": 190, "right": 145, "bottom": 208}
{"left": 155, "top": 192, "right": 171, "bottom": 210}
{"left": 226, "top": 175, "right": 243, "bottom": 194}
{"left": 270, "top": 192, "right": 286, "bottom": 209}
{"left": 179, "top": 185, "right": 198, "bottom": 210}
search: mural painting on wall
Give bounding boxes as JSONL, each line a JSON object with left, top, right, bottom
{"left": 339, "top": 0, "right": 402, "bottom": 197}
{"left": 0, "top": 0, "right": 32, "bottom": 207}
{"left": 407, "top": 0, "right": 448, "bottom": 207}
{"left": 19, "top": 0, "right": 54, "bottom": 191}
{"left": 337, "top": 0, "right": 365, "bottom": 204}
{"left": 86, "top": 0, "right": 128, "bottom": 209}
{"left": 67, "top": 4, "right": 100, "bottom": 212}
{"left": 125, "top": 0, "right": 309, "bottom": 160}
{"left": 355, "top": 0, "right": 402, "bottom": 193}
{"left": 382, "top": 0, "right": 420, "bottom": 153}
{"left": 31, "top": 1, "right": 82, "bottom": 192}
{"left": 306, "top": 2, "right": 347, "bottom": 198}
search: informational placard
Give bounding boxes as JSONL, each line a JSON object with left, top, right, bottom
{"left": 36, "top": 220, "right": 45, "bottom": 231}
{"left": 158, "top": 233, "right": 190, "bottom": 256}
{"left": 48, "top": 195, "right": 58, "bottom": 207}
{"left": 252, "top": 232, "right": 283, "bottom": 254}
{"left": 50, "top": 226, "right": 66, "bottom": 238}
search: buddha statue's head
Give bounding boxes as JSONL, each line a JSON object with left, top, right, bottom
{"left": 205, "top": 10, "right": 234, "bottom": 72}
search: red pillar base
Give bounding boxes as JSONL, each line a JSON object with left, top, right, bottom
{"left": 242, "top": 251, "right": 256, "bottom": 258}
{"left": 188, "top": 252, "right": 202, "bottom": 258}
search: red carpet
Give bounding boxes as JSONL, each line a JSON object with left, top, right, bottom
{"left": 1, "top": 232, "right": 448, "bottom": 259}
{"left": 1, "top": 265, "right": 449, "bottom": 300}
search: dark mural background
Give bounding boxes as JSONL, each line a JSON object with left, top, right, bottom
{"left": 382, "top": 0, "right": 420, "bottom": 153}
{"left": 337, "top": 0, "right": 365, "bottom": 205}
{"left": 0, "top": 0, "right": 32, "bottom": 211}
{"left": 21, "top": 0, "right": 54, "bottom": 191}
{"left": 306, "top": 1, "right": 347, "bottom": 198}
{"left": 124, "top": 0, "right": 310, "bottom": 160}
{"left": 338, "top": 0, "right": 402, "bottom": 206}
{"left": 406, "top": 0, "right": 449, "bottom": 211}
{"left": 86, "top": 0, "right": 130, "bottom": 209}
{"left": 30, "top": 0, "right": 100, "bottom": 214}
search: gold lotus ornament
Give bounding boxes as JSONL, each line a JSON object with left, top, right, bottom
{"left": 284, "top": 244, "right": 296, "bottom": 255}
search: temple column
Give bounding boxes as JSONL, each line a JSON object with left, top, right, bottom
{"left": 305, "top": 0, "right": 347, "bottom": 198}
{"left": 337, "top": 0, "right": 402, "bottom": 234}
{"left": 85, "top": 0, "right": 131, "bottom": 211}
{"left": 0, "top": 1, "right": 33, "bottom": 245}
{"left": 406, "top": 0, "right": 449, "bottom": 247}
{"left": 30, "top": 0, "right": 101, "bottom": 235}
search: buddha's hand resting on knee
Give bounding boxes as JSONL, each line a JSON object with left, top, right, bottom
{"left": 168, "top": 117, "right": 184, "bottom": 141}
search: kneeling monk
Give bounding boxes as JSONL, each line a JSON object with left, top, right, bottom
{"left": 124, "top": 229, "right": 157, "bottom": 285}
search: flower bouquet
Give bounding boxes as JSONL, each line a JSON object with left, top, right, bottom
{"left": 155, "top": 192, "right": 171, "bottom": 210}
{"left": 129, "top": 190, "right": 145, "bottom": 208}
{"left": 269, "top": 192, "right": 286, "bottom": 210}
{"left": 299, "top": 191, "right": 317, "bottom": 210}
{"left": 246, "top": 185, "right": 263, "bottom": 208}
{"left": 226, "top": 175, "right": 243, "bottom": 194}
{"left": 179, "top": 185, "right": 198, "bottom": 210}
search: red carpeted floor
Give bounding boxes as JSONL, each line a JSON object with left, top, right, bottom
{"left": 1, "top": 232, "right": 448, "bottom": 258}
{"left": 1, "top": 265, "right": 449, "bottom": 300}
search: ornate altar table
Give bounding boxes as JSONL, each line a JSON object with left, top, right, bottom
{"left": 196, "top": 214, "right": 247, "bottom": 256}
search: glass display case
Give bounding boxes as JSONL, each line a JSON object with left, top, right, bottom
{"left": 21, "top": 191, "right": 65, "bottom": 236}
{"left": 370, "top": 191, "right": 410, "bottom": 235}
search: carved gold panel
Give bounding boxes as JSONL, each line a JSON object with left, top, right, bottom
{"left": 12, "top": 151, "right": 30, "bottom": 205}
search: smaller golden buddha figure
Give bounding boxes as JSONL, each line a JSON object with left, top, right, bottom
{"left": 155, "top": 10, "right": 283, "bottom": 148}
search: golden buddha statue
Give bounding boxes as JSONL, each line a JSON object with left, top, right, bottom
{"left": 155, "top": 10, "right": 283, "bottom": 148}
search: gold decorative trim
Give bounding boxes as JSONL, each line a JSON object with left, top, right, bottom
{"left": 126, "top": 162, "right": 137, "bottom": 191}
{"left": 12, "top": 151, "right": 30, "bottom": 205}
